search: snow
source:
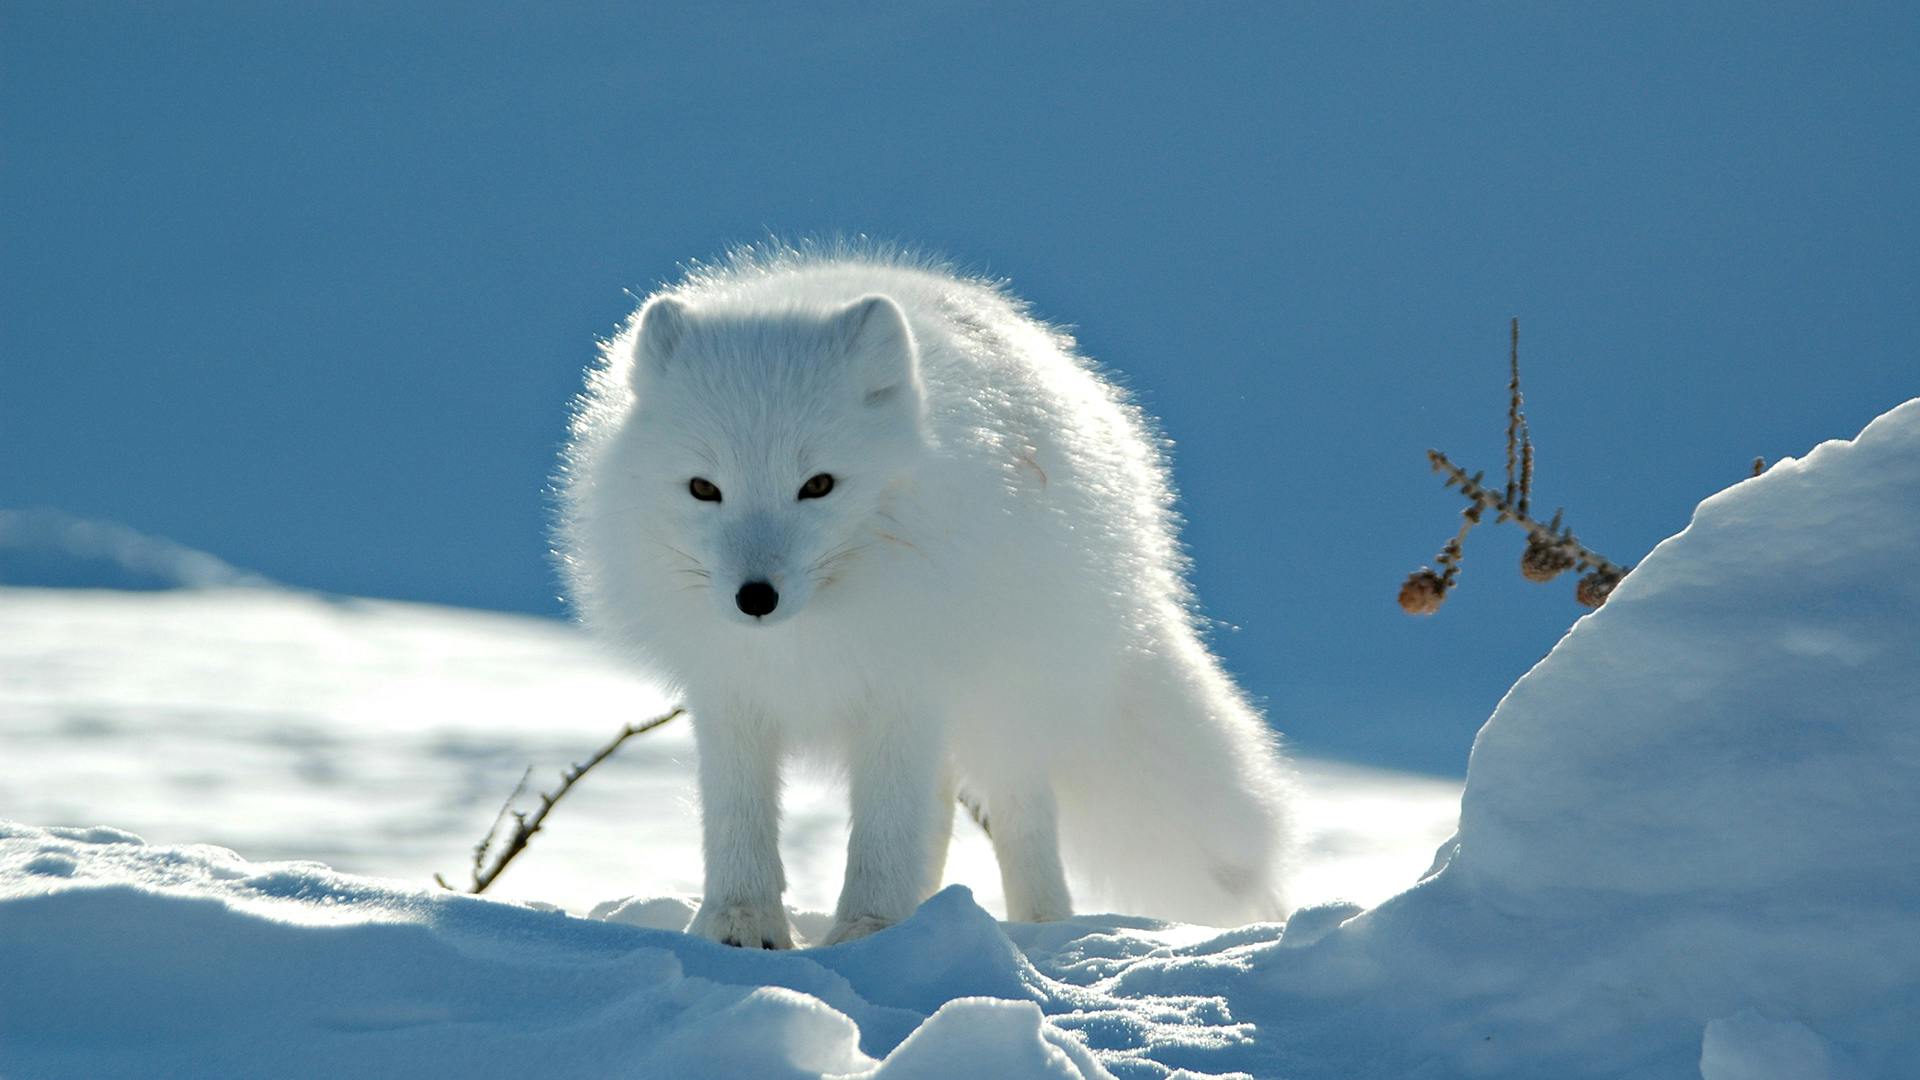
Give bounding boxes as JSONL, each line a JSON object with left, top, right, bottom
{"left": 0, "top": 821, "right": 1221, "bottom": 1077}
{"left": 1700, "top": 1011, "right": 1837, "bottom": 1080}
{"left": 3, "top": 398, "right": 1917, "bottom": 1078}
{"left": 0, "top": 507, "right": 271, "bottom": 591}
{"left": 0, "top": 587, "right": 1459, "bottom": 917}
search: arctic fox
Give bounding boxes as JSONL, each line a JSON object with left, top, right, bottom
{"left": 559, "top": 246, "right": 1292, "bottom": 947}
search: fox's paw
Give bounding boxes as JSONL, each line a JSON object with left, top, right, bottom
{"left": 821, "top": 913, "right": 896, "bottom": 946}
{"left": 688, "top": 899, "right": 795, "bottom": 949}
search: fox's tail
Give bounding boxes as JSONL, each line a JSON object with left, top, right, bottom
{"left": 1054, "top": 640, "right": 1295, "bottom": 926}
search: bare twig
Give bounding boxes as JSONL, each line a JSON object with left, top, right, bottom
{"left": 1400, "top": 320, "right": 1632, "bottom": 614}
{"left": 1426, "top": 451, "right": 1631, "bottom": 583}
{"left": 436, "top": 707, "right": 685, "bottom": 894}
{"left": 1513, "top": 319, "right": 1534, "bottom": 517}
{"left": 1506, "top": 317, "right": 1530, "bottom": 514}
{"left": 457, "top": 766, "right": 532, "bottom": 886}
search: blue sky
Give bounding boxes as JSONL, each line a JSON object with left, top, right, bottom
{"left": 4, "top": 3, "right": 1915, "bottom": 773}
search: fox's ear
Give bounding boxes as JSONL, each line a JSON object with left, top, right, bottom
{"left": 629, "top": 295, "right": 690, "bottom": 390}
{"left": 834, "top": 295, "right": 922, "bottom": 409}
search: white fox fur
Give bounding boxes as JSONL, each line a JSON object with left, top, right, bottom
{"left": 559, "top": 244, "right": 1292, "bottom": 946}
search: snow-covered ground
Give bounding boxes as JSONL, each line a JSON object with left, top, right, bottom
{"left": 4, "top": 398, "right": 1916, "bottom": 1078}
{"left": 0, "top": 585, "right": 1460, "bottom": 919}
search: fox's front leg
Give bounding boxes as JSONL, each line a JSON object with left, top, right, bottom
{"left": 824, "top": 711, "right": 944, "bottom": 945}
{"left": 686, "top": 708, "right": 795, "bottom": 949}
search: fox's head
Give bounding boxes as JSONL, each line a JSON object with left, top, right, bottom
{"left": 610, "top": 293, "right": 929, "bottom": 626}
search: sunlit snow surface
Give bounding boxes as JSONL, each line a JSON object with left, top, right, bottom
{"left": 0, "top": 565, "right": 1455, "bottom": 1080}
{"left": 5, "top": 399, "right": 1918, "bottom": 1078}
{"left": 0, "top": 587, "right": 1458, "bottom": 918}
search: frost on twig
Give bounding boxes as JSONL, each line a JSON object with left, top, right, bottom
{"left": 1399, "top": 319, "right": 1632, "bottom": 615}
{"left": 435, "top": 707, "right": 685, "bottom": 894}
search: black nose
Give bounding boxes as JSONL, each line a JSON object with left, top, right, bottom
{"left": 735, "top": 580, "right": 779, "bottom": 618}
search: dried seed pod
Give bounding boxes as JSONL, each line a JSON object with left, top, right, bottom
{"left": 1520, "top": 537, "right": 1576, "bottom": 583}
{"left": 1575, "top": 568, "right": 1624, "bottom": 608}
{"left": 1399, "top": 569, "right": 1449, "bottom": 615}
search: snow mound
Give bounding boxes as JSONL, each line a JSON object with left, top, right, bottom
{"left": 0, "top": 820, "right": 1226, "bottom": 1078}
{"left": 1245, "top": 398, "right": 1920, "bottom": 1077}
{"left": 0, "top": 508, "right": 273, "bottom": 591}
{"left": 3, "top": 400, "right": 1916, "bottom": 1077}
{"left": 1444, "top": 397, "right": 1920, "bottom": 1070}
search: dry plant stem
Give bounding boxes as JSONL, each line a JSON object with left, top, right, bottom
{"left": 1402, "top": 317, "right": 1629, "bottom": 613}
{"left": 1428, "top": 450, "right": 1631, "bottom": 581}
{"left": 1505, "top": 317, "right": 1533, "bottom": 516}
{"left": 436, "top": 707, "right": 686, "bottom": 894}
{"left": 470, "top": 766, "right": 533, "bottom": 879}
{"left": 1437, "top": 511, "right": 1478, "bottom": 588}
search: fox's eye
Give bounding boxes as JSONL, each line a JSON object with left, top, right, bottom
{"left": 689, "top": 477, "right": 722, "bottom": 502}
{"left": 798, "top": 473, "right": 835, "bottom": 500}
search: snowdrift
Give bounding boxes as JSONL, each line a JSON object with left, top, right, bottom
{"left": 1248, "top": 397, "right": 1920, "bottom": 1077}
{"left": 0, "top": 826, "right": 1108, "bottom": 1078}
{"left": 4, "top": 399, "right": 1916, "bottom": 1078}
